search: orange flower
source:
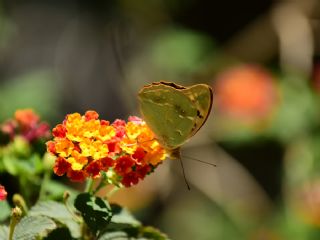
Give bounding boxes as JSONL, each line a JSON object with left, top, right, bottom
{"left": 15, "top": 109, "right": 39, "bottom": 127}
{"left": 54, "top": 138, "right": 74, "bottom": 158}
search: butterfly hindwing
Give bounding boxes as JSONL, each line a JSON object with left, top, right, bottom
{"left": 138, "top": 82, "right": 213, "bottom": 150}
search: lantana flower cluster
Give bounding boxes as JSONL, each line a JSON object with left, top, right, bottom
{"left": 46, "top": 111, "right": 167, "bottom": 187}
{"left": 1, "top": 109, "right": 50, "bottom": 142}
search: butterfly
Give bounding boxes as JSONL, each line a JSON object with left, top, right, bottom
{"left": 138, "top": 81, "right": 213, "bottom": 160}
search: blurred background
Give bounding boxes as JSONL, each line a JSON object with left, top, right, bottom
{"left": 1, "top": 0, "right": 320, "bottom": 239}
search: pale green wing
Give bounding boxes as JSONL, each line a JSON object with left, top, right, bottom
{"left": 138, "top": 83, "right": 197, "bottom": 149}
{"left": 138, "top": 82, "right": 213, "bottom": 150}
{"left": 182, "top": 84, "right": 213, "bottom": 137}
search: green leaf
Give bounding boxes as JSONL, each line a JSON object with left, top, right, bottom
{"left": 98, "top": 231, "right": 130, "bottom": 240}
{"left": 3, "top": 155, "right": 18, "bottom": 175}
{"left": 13, "top": 216, "right": 57, "bottom": 240}
{"left": 0, "top": 200, "right": 11, "bottom": 221}
{"left": 45, "top": 180, "right": 79, "bottom": 200}
{"left": 108, "top": 204, "right": 141, "bottom": 230}
{"left": 150, "top": 28, "right": 213, "bottom": 79}
{"left": 140, "top": 226, "right": 170, "bottom": 240}
{"left": 74, "top": 193, "right": 112, "bottom": 235}
{"left": 29, "top": 201, "right": 81, "bottom": 238}
{"left": 14, "top": 156, "right": 43, "bottom": 177}
{"left": 43, "top": 227, "right": 74, "bottom": 240}
{"left": 0, "top": 225, "right": 9, "bottom": 239}
{"left": 98, "top": 227, "right": 170, "bottom": 240}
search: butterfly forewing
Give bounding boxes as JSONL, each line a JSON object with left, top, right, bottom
{"left": 138, "top": 82, "right": 213, "bottom": 150}
{"left": 182, "top": 84, "right": 213, "bottom": 137}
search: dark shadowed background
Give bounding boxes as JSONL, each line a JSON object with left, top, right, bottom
{"left": 1, "top": 0, "right": 320, "bottom": 239}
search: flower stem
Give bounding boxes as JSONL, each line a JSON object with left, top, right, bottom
{"left": 9, "top": 207, "right": 22, "bottom": 240}
{"left": 106, "top": 185, "right": 119, "bottom": 199}
{"left": 38, "top": 171, "right": 50, "bottom": 201}
{"left": 85, "top": 178, "right": 94, "bottom": 193}
{"left": 92, "top": 179, "right": 106, "bottom": 195}
{"left": 12, "top": 194, "right": 28, "bottom": 216}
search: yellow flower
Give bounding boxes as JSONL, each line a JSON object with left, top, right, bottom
{"left": 67, "top": 151, "right": 88, "bottom": 170}
{"left": 82, "top": 119, "right": 100, "bottom": 138}
{"left": 54, "top": 138, "right": 74, "bottom": 157}
{"left": 79, "top": 138, "right": 108, "bottom": 160}
{"left": 145, "top": 146, "right": 167, "bottom": 165}
{"left": 126, "top": 122, "right": 142, "bottom": 139}
{"left": 119, "top": 137, "right": 137, "bottom": 155}
{"left": 65, "top": 113, "right": 85, "bottom": 142}
{"left": 99, "top": 125, "right": 116, "bottom": 141}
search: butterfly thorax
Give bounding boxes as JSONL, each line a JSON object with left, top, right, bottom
{"left": 167, "top": 148, "right": 181, "bottom": 160}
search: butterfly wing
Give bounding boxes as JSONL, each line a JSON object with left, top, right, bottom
{"left": 182, "top": 84, "right": 213, "bottom": 137}
{"left": 138, "top": 82, "right": 213, "bottom": 150}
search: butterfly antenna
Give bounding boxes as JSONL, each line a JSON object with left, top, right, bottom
{"left": 179, "top": 158, "right": 191, "bottom": 190}
{"left": 181, "top": 154, "right": 216, "bottom": 167}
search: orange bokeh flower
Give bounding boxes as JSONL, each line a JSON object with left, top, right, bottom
{"left": 1, "top": 109, "right": 50, "bottom": 142}
{"left": 47, "top": 111, "right": 167, "bottom": 186}
{"left": 15, "top": 109, "right": 39, "bottom": 127}
{"left": 215, "top": 65, "right": 278, "bottom": 121}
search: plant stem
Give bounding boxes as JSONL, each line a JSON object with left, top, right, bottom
{"left": 92, "top": 179, "right": 106, "bottom": 195}
{"left": 85, "top": 178, "right": 94, "bottom": 193}
{"left": 9, "top": 207, "right": 22, "bottom": 240}
{"left": 106, "top": 185, "right": 119, "bottom": 199}
{"left": 38, "top": 171, "right": 50, "bottom": 201}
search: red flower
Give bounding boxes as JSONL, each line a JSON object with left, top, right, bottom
{"left": 85, "top": 161, "right": 102, "bottom": 178}
{"left": 99, "top": 157, "right": 114, "bottom": 171}
{"left": 46, "top": 141, "right": 56, "bottom": 154}
{"left": 23, "top": 122, "right": 50, "bottom": 141}
{"left": 121, "top": 171, "right": 140, "bottom": 187}
{"left": 85, "top": 110, "right": 99, "bottom": 121}
{"left": 52, "top": 124, "right": 67, "bottom": 138}
{"left": 0, "top": 185, "right": 7, "bottom": 201}
{"left": 106, "top": 141, "right": 121, "bottom": 155}
{"left": 137, "top": 165, "right": 151, "bottom": 179}
{"left": 132, "top": 147, "right": 146, "bottom": 162}
{"left": 100, "top": 120, "right": 110, "bottom": 126}
{"left": 53, "top": 157, "right": 71, "bottom": 176}
{"left": 67, "top": 170, "right": 87, "bottom": 182}
{"left": 114, "top": 155, "right": 135, "bottom": 175}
